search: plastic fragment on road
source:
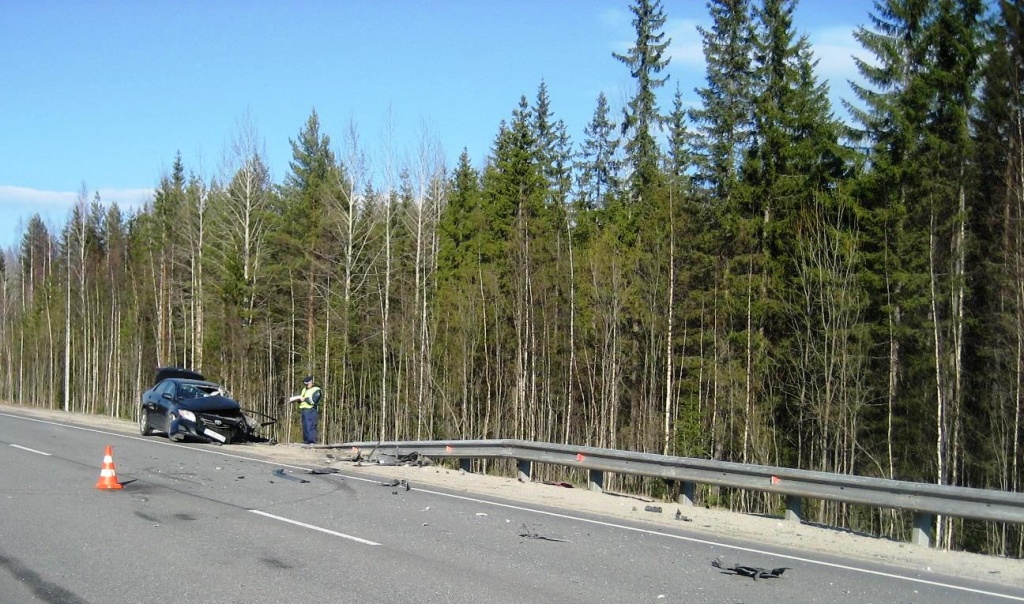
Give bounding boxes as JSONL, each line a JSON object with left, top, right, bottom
{"left": 518, "top": 523, "right": 569, "bottom": 543}
{"left": 712, "top": 558, "right": 791, "bottom": 581}
{"left": 272, "top": 468, "right": 310, "bottom": 483}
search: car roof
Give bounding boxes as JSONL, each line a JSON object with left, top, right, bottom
{"left": 172, "top": 378, "right": 221, "bottom": 388}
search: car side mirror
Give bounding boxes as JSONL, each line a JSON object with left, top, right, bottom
{"left": 162, "top": 393, "right": 173, "bottom": 401}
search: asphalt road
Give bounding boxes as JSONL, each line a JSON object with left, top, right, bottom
{"left": 1, "top": 410, "right": 1021, "bottom": 604}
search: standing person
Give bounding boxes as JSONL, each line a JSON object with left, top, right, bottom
{"left": 288, "top": 375, "right": 322, "bottom": 444}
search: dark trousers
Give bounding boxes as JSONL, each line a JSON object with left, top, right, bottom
{"left": 301, "top": 407, "right": 318, "bottom": 444}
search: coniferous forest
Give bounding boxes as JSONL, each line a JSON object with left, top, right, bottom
{"left": 1, "top": 0, "right": 1022, "bottom": 555}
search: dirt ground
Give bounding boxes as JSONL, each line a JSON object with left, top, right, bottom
{"left": 4, "top": 403, "right": 1022, "bottom": 588}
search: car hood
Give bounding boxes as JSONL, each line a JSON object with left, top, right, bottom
{"left": 177, "top": 395, "right": 240, "bottom": 413}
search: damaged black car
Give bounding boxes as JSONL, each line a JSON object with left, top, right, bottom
{"left": 139, "top": 367, "right": 273, "bottom": 444}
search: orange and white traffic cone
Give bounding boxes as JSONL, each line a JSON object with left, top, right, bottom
{"left": 95, "top": 445, "right": 123, "bottom": 490}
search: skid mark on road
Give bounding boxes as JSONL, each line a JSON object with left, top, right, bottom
{"left": 0, "top": 552, "right": 91, "bottom": 604}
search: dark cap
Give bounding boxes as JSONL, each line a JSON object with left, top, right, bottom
{"left": 303, "top": 375, "right": 314, "bottom": 384}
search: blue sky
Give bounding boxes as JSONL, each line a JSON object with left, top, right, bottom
{"left": 0, "top": 0, "right": 875, "bottom": 251}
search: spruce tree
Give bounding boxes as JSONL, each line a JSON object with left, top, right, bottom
{"left": 613, "top": 0, "right": 671, "bottom": 200}
{"left": 691, "top": 0, "right": 755, "bottom": 204}
{"left": 665, "top": 84, "right": 693, "bottom": 184}
{"left": 746, "top": 0, "right": 857, "bottom": 472}
{"left": 483, "top": 96, "right": 548, "bottom": 438}
{"left": 745, "top": 0, "right": 848, "bottom": 356}
{"left": 689, "top": 0, "right": 756, "bottom": 465}
{"left": 851, "top": 1, "right": 985, "bottom": 519}
{"left": 965, "top": 0, "right": 1022, "bottom": 531}
{"left": 576, "top": 92, "right": 622, "bottom": 215}
{"left": 275, "top": 109, "right": 340, "bottom": 372}
{"left": 437, "top": 149, "right": 484, "bottom": 279}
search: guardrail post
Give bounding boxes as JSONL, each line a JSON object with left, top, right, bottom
{"left": 459, "top": 458, "right": 472, "bottom": 473}
{"left": 785, "top": 495, "right": 802, "bottom": 522}
{"left": 516, "top": 459, "right": 532, "bottom": 482}
{"left": 677, "top": 481, "right": 696, "bottom": 506}
{"left": 911, "top": 512, "right": 933, "bottom": 547}
{"left": 589, "top": 469, "right": 604, "bottom": 493}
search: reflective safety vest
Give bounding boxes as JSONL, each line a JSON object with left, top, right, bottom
{"left": 299, "top": 386, "right": 321, "bottom": 410}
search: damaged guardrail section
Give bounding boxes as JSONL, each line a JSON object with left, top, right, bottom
{"left": 338, "top": 438, "right": 1024, "bottom": 548}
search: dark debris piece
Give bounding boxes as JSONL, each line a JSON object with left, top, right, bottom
{"left": 272, "top": 469, "right": 310, "bottom": 483}
{"left": 644, "top": 505, "right": 663, "bottom": 513}
{"left": 518, "top": 523, "right": 569, "bottom": 543}
{"left": 712, "top": 558, "right": 790, "bottom": 581}
{"left": 308, "top": 467, "right": 340, "bottom": 475}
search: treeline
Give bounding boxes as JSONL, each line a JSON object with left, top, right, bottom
{"left": 1, "top": 0, "right": 1022, "bottom": 555}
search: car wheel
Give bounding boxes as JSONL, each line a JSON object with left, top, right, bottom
{"left": 139, "top": 408, "right": 153, "bottom": 436}
{"left": 165, "top": 415, "right": 178, "bottom": 440}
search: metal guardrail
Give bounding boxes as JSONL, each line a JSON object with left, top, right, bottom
{"left": 337, "top": 438, "right": 1024, "bottom": 548}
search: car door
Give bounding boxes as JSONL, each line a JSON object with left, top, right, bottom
{"left": 152, "top": 380, "right": 175, "bottom": 428}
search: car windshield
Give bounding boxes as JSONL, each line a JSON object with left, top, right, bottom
{"left": 178, "top": 383, "right": 223, "bottom": 399}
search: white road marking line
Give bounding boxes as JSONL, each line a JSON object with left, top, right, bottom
{"left": 404, "top": 487, "right": 1024, "bottom": 602}
{"left": 10, "top": 444, "right": 51, "bottom": 456}
{"left": 4, "top": 411, "right": 1019, "bottom": 600}
{"left": 248, "top": 509, "right": 380, "bottom": 546}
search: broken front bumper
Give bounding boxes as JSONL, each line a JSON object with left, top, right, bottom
{"left": 171, "top": 410, "right": 244, "bottom": 444}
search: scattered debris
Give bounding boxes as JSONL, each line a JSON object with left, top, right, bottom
{"left": 644, "top": 505, "right": 663, "bottom": 513}
{"left": 272, "top": 469, "right": 310, "bottom": 483}
{"left": 520, "top": 524, "right": 569, "bottom": 544}
{"left": 542, "top": 480, "right": 574, "bottom": 488}
{"left": 308, "top": 467, "right": 340, "bottom": 475}
{"left": 518, "top": 523, "right": 569, "bottom": 543}
{"left": 379, "top": 478, "right": 410, "bottom": 490}
{"left": 476, "top": 512, "right": 488, "bottom": 517}
{"left": 712, "top": 557, "right": 791, "bottom": 580}
{"left": 381, "top": 479, "right": 401, "bottom": 487}
{"left": 674, "top": 509, "right": 691, "bottom": 521}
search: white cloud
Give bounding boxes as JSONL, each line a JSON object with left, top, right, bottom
{"left": 806, "top": 25, "right": 872, "bottom": 121}
{"left": 0, "top": 185, "right": 154, "bottom": 248}
{"left": 809, "top": 26, "right": 864, "bottom": 88}
{"left": 665, "top": 18, "right": 707, "bottom": 69}
{"left": 0, "top": 185, "right": 153, "bottom": 211}
{"left": 0, "top": 186, "right": 77, "bottom": 208}
{"left": 599, "top": 8, "right": 628, "bottom": 28}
